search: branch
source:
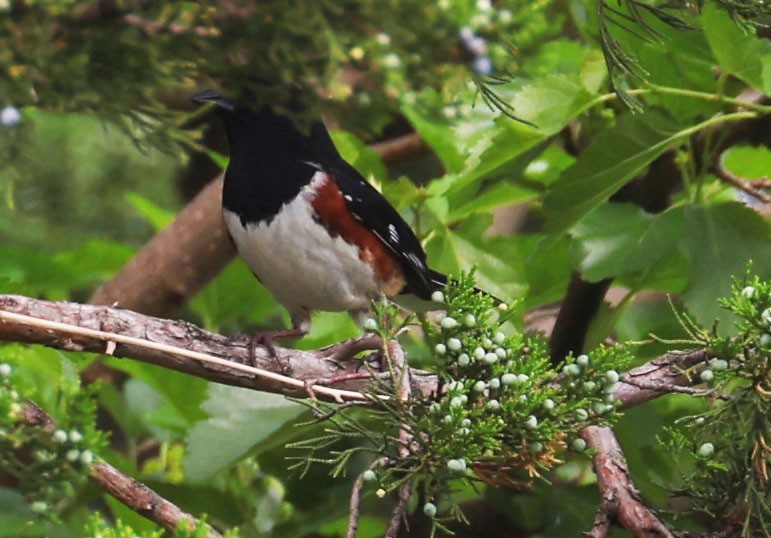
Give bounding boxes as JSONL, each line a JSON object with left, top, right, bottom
{"left": 89, "top": 461, "right": 220, "bottom": 537}
{"left": 89, "top": 176, "right": 234, "bottom": 317}
{"left": 384, "top": 340, "right": 414, "bottom": 538}
{"left": 614, "top": 349, "right": 708, "bottom": 408}
{"left": 1, "top": 295, "right": 713, "bottom": 407}
{"left": 18, "top": 401, "right": 220, "bottom": 537}
{"left": 582, "top": 426, "right": 674, "bottom": 538}
{"left": 711, "top": 157, "right": 771, "bottom": 204}
{"left": 0, "top": 295, "right": 437, "bottom": 402}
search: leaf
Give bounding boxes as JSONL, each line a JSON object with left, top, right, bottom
{"left": 510, "top": 74, "right": 596, "bottom": 136}
{"left": 330, "top": 130, "right": 387, "bottom": 181}
{"left": 543, "top": 109, "right": 683, "bottom": 235}
{"left": 105, "top": 359, "right": 208, "bottom": 435}
{"left": 569, "top": 203, "right": 685, "bottom": 282}
{"left": 447, "top": 181, "right": 538, "bottom": 221}
{"left": 183, "top": 385, "right": 304, "bottom": 483}
{"left": 680, "top": 202, "right": 771, "bottom": 327}
{"left": 519, "top": 234, "right": 573, "bottom": 308}
{"left": 189, "top": 259, "right": 280, "bottom": 332}
{"left": 702, "top": 3, "right": 766, "bottom": 90}
{"left": 124, "top": 192, "right": 174, "bottom": 231}
{"left": 400, "top": 99, "right": 465, "bottom": 172}
{"left": 424, "top": 216, "right": 527, "bottom": 304}
{"left": 722, "top": 145, "right": 771, "bottom": 180}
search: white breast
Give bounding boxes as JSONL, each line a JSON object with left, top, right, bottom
{"left": 223, "top": 173, "right": 380, "bottom": 318}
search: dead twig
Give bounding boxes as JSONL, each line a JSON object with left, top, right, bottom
{"left": 582, "top": 426, "right": 674, "bottom": 538}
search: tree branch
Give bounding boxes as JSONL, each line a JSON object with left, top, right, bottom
{"left": 17, "top": 401, "right": 220, "bottom": 537}
{"left": 0, "top": 295, "right": 712, "bottom": 407}
{"left": 582, "top": 426, "right": 674, "bottom": 538}
{"left": 0, "top": 295, "right": 437, "bottom": 402}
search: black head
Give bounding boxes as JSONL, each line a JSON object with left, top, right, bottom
{"left": 192, "top": 89, "right": 322, "bottom": 157}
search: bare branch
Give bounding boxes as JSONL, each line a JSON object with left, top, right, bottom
{"left": 89, "top": 176, "right": 234, "bottom": 317}
{"left": 582, "top": 426, "right": 674, "bottom": 538}
{"left": 89, "top": 461, "right": 220, "bottom": 537}
{"left": 712, "top": 158, "right": 771, "bottom": 204}
{"left": 614, "top": 349, "right": 708, "bottom": 408}
{"left": 384, "top": 340, "right": 414, "bottom": 538}
{"left": 347, "top": 457, "right": 388, "bottom": 538}
{"left": 0, "top": 295, "right": 713, "bottom": 408}
{"left": 17, "top": 402, "right": 220, "bottom": 537}
{"left": 0, "top": 295, "right": 438, "bottom": 401}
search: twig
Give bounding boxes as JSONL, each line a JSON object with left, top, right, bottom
{"left": 614, "top": 349, "right": 708, "bottom": 408}
{"left": 17, "top": 402, "right": 220, "bottom": 537}
{"left": 712, "top": 157, "right": 771, "bottom": 204}
{"left": 581, "top": 426, "right": 674, "bottom": 538}
{"left": 384, "top": 340, "right": 414, "bottom": 538}
{"left": 90, "top": 462, "right": 220, "bottom": 537}
{"left": 319, "top": 333, "right": 383, "bottom": 363}
{"left": 386, "top": 480, "right": 413, "bottom": 538}
{"left": 347, "top": 457, "right": 388, "bottom": 538}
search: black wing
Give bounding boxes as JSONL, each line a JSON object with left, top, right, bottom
{"left": 309, "top": 124, "right": 434, "bottom": 299}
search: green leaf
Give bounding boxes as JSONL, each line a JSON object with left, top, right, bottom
{"left": 543, "top": 110, "right": 683, "bottom": 235}
{"left": 400, "top": 99, "right": 465, "bottom": 172}
{"left": 722, "top": 145, "right": 771, "bottom": 180}
{"left": 330, "top": 130, "right": 387, "bottom": 181}
{"left": 680, "top": 202, "right": 771, "bottom": 327}
{"left": 702, "top": 3, "right": 766, "bottom": 90}
{"left": 183, "top": 385, "right": 304, "bottom": 483}
{"left": 424, "top": 216, "right": 527, "bottom": 304}
{"left": 124, "top": 192, "right": 174, "bottom": 231}
{"left": 189, "top": 259, "right": 280, "bottom": 332}
{"left": 447, "top": 181, "right": 538, "bottom": 221}
{"left": 293, "top": 311, "right": 359, "bottom": 350}
{"left": 519, "top": 234, "right": 572, "bottom": 308}
{"left": 569, "top": 203, "right": 685, "bottom": 282}
{"left": 510, "top": 74, "right": 597, "bottom": 136}
{"left": 105, "top": 359, "right": 208, "bottom": 435}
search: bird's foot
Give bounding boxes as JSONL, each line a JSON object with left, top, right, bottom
{"left": 248, "top": 328, "right": 306, "bottom": 374}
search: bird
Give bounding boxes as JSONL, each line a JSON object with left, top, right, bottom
{"left": 193, "top": 89, "right": 452, "bottom": 354}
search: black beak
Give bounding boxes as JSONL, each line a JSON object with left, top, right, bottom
{"left": 192, "top": 89, "right": 236, "bottom": 112}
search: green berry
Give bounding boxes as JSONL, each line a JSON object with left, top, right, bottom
{"left": 741, "top": 286, "right": 755, "bottom": 299}
{"left": 501, "top": 373, "right": 516, "bottom": 385}
{"left": 441, "top": 317, "right": 458, "bottom": 329}
{"left": 571, "top": 438, "right": 587, "bottom": 451}
{"left": 423, "top": 502, "right": 437, "bottom": 517}
{"left": 697, "top": 442, "right": 714, "bottom": 457}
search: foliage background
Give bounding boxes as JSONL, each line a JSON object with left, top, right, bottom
{"left": 1, "top": 0, "right": 771, "bottom": 536}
